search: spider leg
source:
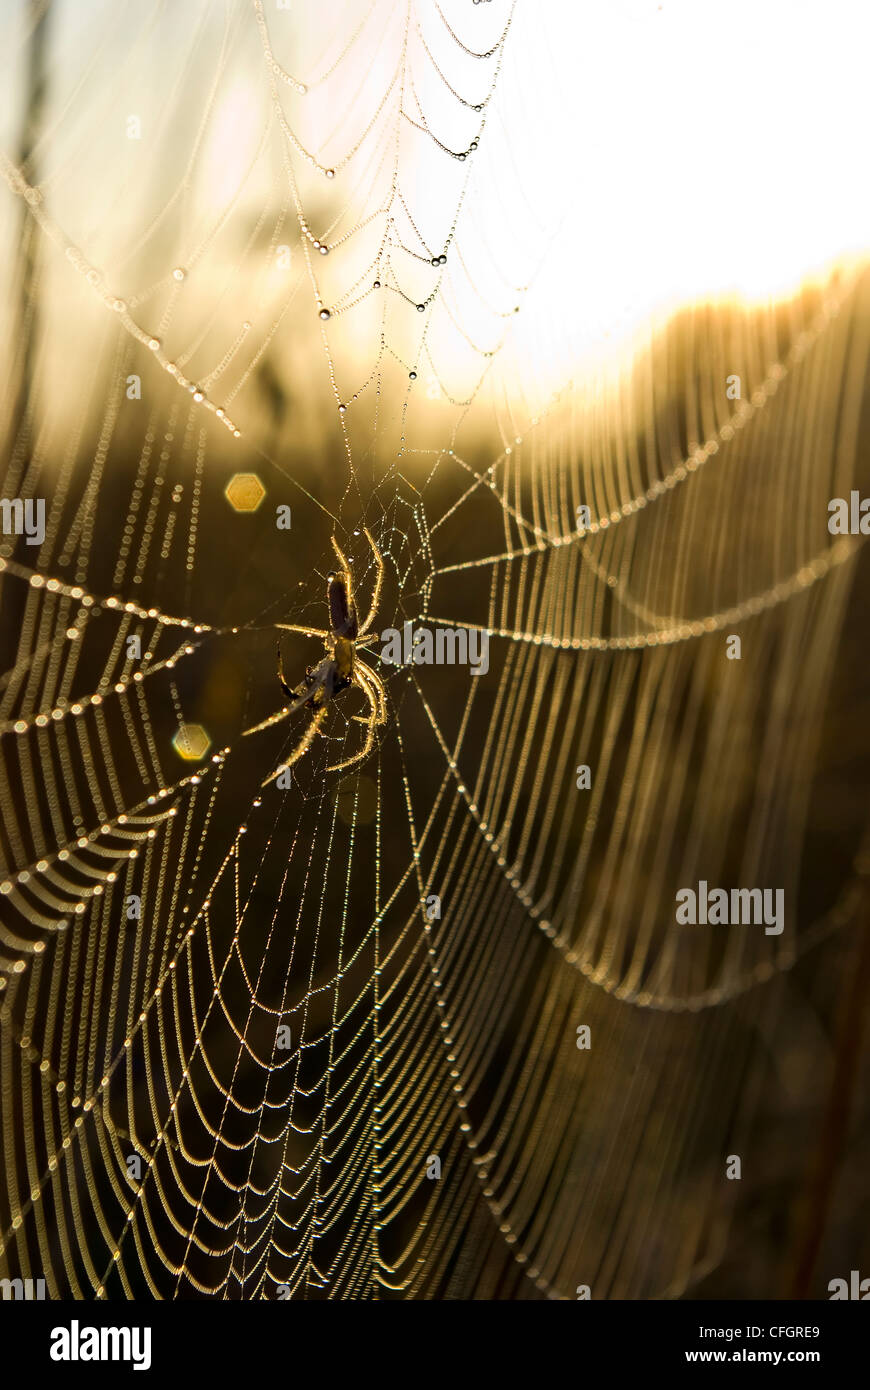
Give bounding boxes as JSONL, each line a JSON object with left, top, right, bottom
{"left": 352, "top": 659, "right": 375, "bottom": 706}
{"left": 326, "top": 681, "right": 378, "bottom": 772}
{"left": 242, "top": 681, "right": 314, "bottom": 737}
{"left": 277, "top": 641, "right": 294, "bottom": 699}
{"left": 243, "top": 704, "right": 296, "bottom": 737}
{"left": 275, "top": 622, "right": 329, "bottom": 639}
{"left": 326, "top": 733, "right": 372, "bottom": 774}
{"left": 244, "top": 648, "right": 320, "bottom": 739}
{"left": 356, "top": 657, "right": 387, "bottom": 723}
{"left": 261, "top": 707, "right": 328, "bottom": 785}
{"left": 356, "top": 529, "right": 384, "bottom": 639}
{"left": 331, "top": 536, "right": 351, "bottom": 579}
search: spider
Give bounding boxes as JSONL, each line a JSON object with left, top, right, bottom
{"left": 244, "top": 529, "right": 387, "bottom": 781}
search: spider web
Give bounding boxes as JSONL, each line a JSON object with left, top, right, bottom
{"left": 2, "top": 0, "right": 870, "bottom": 1302}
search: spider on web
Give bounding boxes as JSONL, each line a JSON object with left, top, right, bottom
{"left": 244, "top": 529, "right": 388, "bottom": 780}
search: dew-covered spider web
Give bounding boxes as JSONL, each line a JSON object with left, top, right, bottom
{"left": 2, "top": 0, "right": 870, "bottom": 1301}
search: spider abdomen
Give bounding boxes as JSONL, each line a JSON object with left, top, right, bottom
{"left": 329, "top": 575, "right": 358, "bottom": 639}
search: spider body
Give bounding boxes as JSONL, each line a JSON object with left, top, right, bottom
{"left": 329, "top": 571, "right": 358, "bottom": 640}
{"left": 282, "top": 653, "right": 350, "bottom": 710}
{"left": 244, "top": 530, "right": 387, "bottom": 781}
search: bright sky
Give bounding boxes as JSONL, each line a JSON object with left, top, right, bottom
{"left": 1, "top": 0, "right": 867, "bottom": 415}
{"left": 502, "top": 0, "right": 870, "bottom": 380}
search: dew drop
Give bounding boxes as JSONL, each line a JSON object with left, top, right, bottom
{"left": 416, "top": 303, "right": 426, "bottom": 313}
{"left": 172, "top": 267, "right": 186, "bottom": 282}
{"left": 319, "top": 308, "right": 331, "bottom": 320}
{"left": 324, "top": 168, "right": 335, "bottom": 179}
{"left": 409, "top": 371, "right": 417, "bottom": 380}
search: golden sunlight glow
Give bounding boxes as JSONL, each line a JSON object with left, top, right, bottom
{"left": 492, "top": 0, "right": 870, "bottom": 383}
{"left": 1, "top": 0, "right": 867, "bottom": 427}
